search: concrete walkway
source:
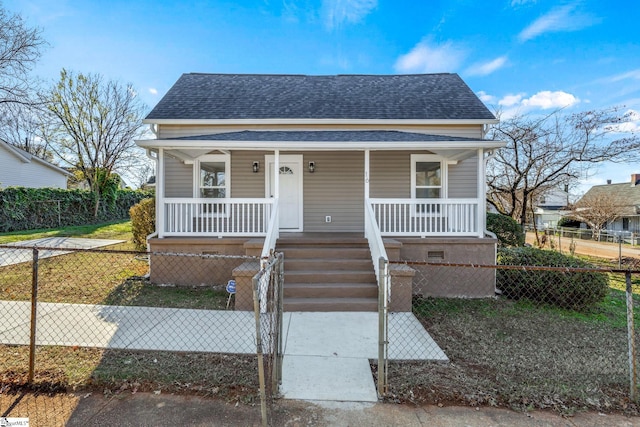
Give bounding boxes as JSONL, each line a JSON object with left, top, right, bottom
{"left": 0, "top": 237, "right": 125, "bottom": 267}
{"left": 281, "top": 312, "right": 447, "bottom": 402}
{"left": 0, "top": 301, "right": 447, "bottom": 402}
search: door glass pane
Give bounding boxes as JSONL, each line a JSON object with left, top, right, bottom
{"left": 416, "top": 188, "right": 440, "bottom": 199}
{"left": 200, "top": 162, "right": 225, "bottom": 187}
{"left": 416, "top": 162, "right": 440, "bottom": 186}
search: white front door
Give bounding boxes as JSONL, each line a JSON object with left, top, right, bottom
{"left": 266, "top": 155, "right": 303, "bottom": 231}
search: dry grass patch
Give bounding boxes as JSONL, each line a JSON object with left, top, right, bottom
{"left": 382, "top": 296, "right": 640, "bottom": 415}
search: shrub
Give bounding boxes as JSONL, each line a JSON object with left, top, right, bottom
{"left": 130, "top": 198, "right": 155, "bottom": 251}
{"left": 486, "top": 213, "right": 525, "bottom": 247}
{"left": 497, "top": 247, "right": 608, "bottom": 311}
{"left": 0, "top": 187, "right": 152, "bottom": 232}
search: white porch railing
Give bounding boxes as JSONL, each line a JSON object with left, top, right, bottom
{"left": 369, "top": 198, "right": 481, "bottom": 237}
{"left": 162, "top": 198, "right": 275, "bottom": 237}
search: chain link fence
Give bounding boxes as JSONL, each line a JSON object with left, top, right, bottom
{"left": 0, "top": 244, "right": 267, "bottom": 411}
{"left": 382, "top": 254, "right": 640, "bottom": 413}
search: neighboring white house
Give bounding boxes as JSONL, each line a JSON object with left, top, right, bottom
{"left": 578, "top": 174, "right": 640, "bottom": 234}
{"left": 0, "top": 139, "right": 72, "bottom": 189}
{"left": 533, "top": 186, "right": 571, "bottom": 229}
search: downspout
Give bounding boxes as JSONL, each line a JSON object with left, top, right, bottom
{"left": 145, "top": 148, "right": 159, "bottom": 251}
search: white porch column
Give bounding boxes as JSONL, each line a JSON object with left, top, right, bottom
{"left": 274, "top": 149, "right": 280, "bottom": 199}
{"left": 477, "top": 148, "right": 485, "bottom": 238}
{"left": 364, "top": 149, "right": 370, "bottom": 199}
{"left": 157, "top": 148, "right": 165, "bottom": 238}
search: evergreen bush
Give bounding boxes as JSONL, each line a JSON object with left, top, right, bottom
{"left": 497, "top": 247, "right": 609, "bottom": 311}
{"left": 130, "top": 198, "right": 156, "bottom": 251}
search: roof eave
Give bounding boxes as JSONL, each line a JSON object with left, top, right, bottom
{"left": 136, "top": 138, "right": 506, "bottom": 151}
{"left": 142, "top": 118, "right": 499, "bottom": 126}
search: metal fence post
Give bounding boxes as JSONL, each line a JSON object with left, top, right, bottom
{"left": 377, "top": 257, "right": 388, "bottom": 397}
{"left": 28, "top": 247, "right": 39, "bottom": 383}
{"left": 626, "top": 271, "right": 637, "bottom": 402}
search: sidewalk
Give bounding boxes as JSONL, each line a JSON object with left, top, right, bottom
{"left": 3, "top": 391, "right": 638, "bottom": 427}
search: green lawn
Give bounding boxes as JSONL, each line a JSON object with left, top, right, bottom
{"left": 0, "top": 220, "right": 134, "bottom": 245}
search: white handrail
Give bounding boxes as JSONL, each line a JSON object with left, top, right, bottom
{"left": 364, "top": 198, "right": 389, "bottom": 283}
{"left": 260, "top": 198, "right": 280, "bottom": 265}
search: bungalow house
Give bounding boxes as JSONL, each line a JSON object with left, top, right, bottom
{"left": 0, "top": 139, "right": 71, "bottom": 189}
{"left": 577, "top": 175, "right": 640, "bottom": 236}
{"left": 136, "top": 73, "right": 505, "bottom": 311}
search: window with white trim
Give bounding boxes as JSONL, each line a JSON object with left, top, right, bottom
{"left": 411, "top": 154, "right": 447, "bottom": 214}
{"left": 195, "top": 154, "right": 230, "bottom": 213}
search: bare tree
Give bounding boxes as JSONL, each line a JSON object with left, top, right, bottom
{"left": 44, "top": 69, "right": 147, "bottom": 216}
{"left": 0, "top": 102, "right": 51, "bottom": 159}
{"left": 571, "top": 191, "right": 626, "bottom": 240}
{"left": 0, "top": 5, "right": 46, "bottom": 105}
{"left": 487, "top": 108, "right": 640, "bottom": 226}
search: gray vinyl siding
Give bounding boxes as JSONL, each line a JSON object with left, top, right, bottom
{"left": 370, "top": 151, "right": 411, "bottom": 198}
{"left": 230, "top": 151, "right": 270, "bottom": 198}
{"left": 304, "top": 151, "right": 364, "bottom": 232}
{"left": 448, "top": 154, "right": 478, "bottom": 198}
{"left": 164, "top": 155, "right": 193, "bottom": 197}
{"left": 370, "top": 151, "right": 478, "bottom": 198}
{"left": 157, "top": 124, "right": 485, "bottom": 139}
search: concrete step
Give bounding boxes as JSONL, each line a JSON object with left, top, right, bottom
{"left": 285, "top": 258, "right": 373, "bottom": 271}
{"left": 277, "top": 237, "right": 368, "bottom": 248}
{"left": 284, "top": 282, "right": 378, "bottom": 298}
{"left": 276, "top": 247, "right": 371, "bottom": 260}
{"left": 283, "top": 297, "right": 378, "bottom": 312}
{"left": 285, "top": 270, "right": 376, "bottom": 284}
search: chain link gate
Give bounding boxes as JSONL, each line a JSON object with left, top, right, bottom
{"left": 252, "top": 253, "right": 284, "bottom": 427}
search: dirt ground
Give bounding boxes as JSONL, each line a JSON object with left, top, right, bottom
{"left": 526, "top": 232, "right": 640, "bottom": 261}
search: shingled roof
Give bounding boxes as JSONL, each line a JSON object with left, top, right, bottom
{"left": 145, "top": 73, "right": 496, "bottom": 121}
{"left": 580, "top": 179, "right": 640, "bottom": 216}
{"left": 170, "top": 130, "right": 485, "bottom": 142}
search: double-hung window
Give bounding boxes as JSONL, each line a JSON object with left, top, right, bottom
{"left": 195, "top": 154, "right": 230, "bottom": 214}
{"left": 411, "top": 154, "right": 446, "bottom": 215}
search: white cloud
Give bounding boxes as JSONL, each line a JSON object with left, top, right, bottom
{"left": 465, "top": 56, "right": 508, "bottom": 76}
{"left": 521, "top": 91, "right": 579, "bottom": 109}
{"left": 606, "top": 109, "right": 640, "bottom": 133}
{"left": 499, "top": 93, "right": 525, "bottom": 107}
{"left": 148, "top": 88, "right": 158, "bottom": 95}
{"left": 322, "top": 0, "right": 377, "bottom": 31}
{"left": 477, "top": 91, "right": 496, "bottom": 103}
{"left": 394, "top": 40, "right": 466, "bottom": 74}
{"left": 607, "top": 69, "right": 640, "bottom": 83}
{"left": 496, "top": 91, "right": 579, "bottom": 119}
{"left": 518, "top": 3, "right": 599, "bottom": 42}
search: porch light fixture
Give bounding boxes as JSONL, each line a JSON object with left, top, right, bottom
{"left": 308, "top": 161, "right": 315, "bottom": 173}
{"left": 252, "top": 161, "right": 260, "bottom": 173}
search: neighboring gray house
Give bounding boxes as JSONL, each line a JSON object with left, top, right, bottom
{"left": 136, "top": 73, "right": 505, "bottom": 311}
{"left": 578, "top": 174, "right": 640, "bottom": 234}
{"left": 533, "top": 187, "right": 571, "bottom": 229}
{"left": 0, "top": 139, "right": 71, "bottom": 189}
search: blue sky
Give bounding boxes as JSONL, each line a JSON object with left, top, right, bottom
{"left": 6, "top": 0, "right": 640, "bottom": 190}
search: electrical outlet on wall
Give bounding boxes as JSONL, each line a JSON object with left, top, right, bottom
{"left": 325, "top": 216, "right": 331, "bottom": 223}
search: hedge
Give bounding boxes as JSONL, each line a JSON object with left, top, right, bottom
{"left": 497, "top": 247, "right": 609, "bottom": 311}
{"left": 0, "top": 187, "right": 153, "bottom": 232}
{"left": 487, "top": 212, "right": 525, "bottom": 247}
{"left": 130, "top": 198, "right": 156, "bottom": 251}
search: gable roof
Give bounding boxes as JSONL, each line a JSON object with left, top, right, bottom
{"left": 580, "top": 181, "right": 640, "bottom": 216}
{"left": 0, "top": 139, "right": 73, "bottom": 177}
{"left": 145, "top": 73, "right": 496, "bottom": 122}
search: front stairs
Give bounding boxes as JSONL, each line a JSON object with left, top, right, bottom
{"left": 276, "top": 235, "right": 378, "bottom": 312}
